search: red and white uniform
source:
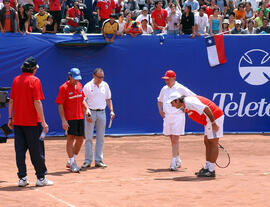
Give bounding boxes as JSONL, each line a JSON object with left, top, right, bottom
{"left": 55, "top": 81, "right": 85, "bottom": 120}
{"left": 184, "top": 96, "right": 224, "bottom": 139}
{"left": 96, "top": 0, "right": 116, "bottom": 20}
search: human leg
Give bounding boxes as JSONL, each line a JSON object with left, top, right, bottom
{"left": 95, "top": 111, "right": 106, "bottom": 165}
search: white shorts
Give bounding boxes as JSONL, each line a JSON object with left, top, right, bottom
{"left": 163, "top": 113, "right": 185, "bottom": 136}
{"left": 204, "top": 115, "right": 224, "bottom": 139}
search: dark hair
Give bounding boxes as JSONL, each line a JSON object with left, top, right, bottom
{"left": 38, "top": 4, "right": 44, "bottom": 9}
{"left": 47, "top": 15, "right": 54, "bottom": 20}
{"left": 21, "top": 67, "right": 35, "bottom": 73}
{"left": 185, "top": 5, "right": 191, "bottom": 11}
{"left": 179, "top": 95, "right": 186, "bottom": 103}
{"left": 3, "top": 0, "right": 10, "bottom": 3}
{"left": 229, "top": 12, "right": 235, "bottom": 17}
{"left": 110, "top": 13, "right": 116, "bottom": 18}
{"left": 213, "top": 7, "right": 219, "bottom": 13}
{"left": 154, "top": 0, "right": 162, "bottom": 6}
{"left": 199, "top": 6, "right": 206, "bottom": 11}
{"left": 248, "top": 19, "right": 254, "bottom": 24}
{"left": 263, "top": 17, "right": 269, "bottom": 21}
{"left": 245, "top": 2, "right": 251, "bottom": 7}
{"left": 238, "top": 2, "right": 244, "bottom": 9}
{"left": 119, "top": 12, "right": 124, "bottom": 17}
{"left": 93, "top": 68, "right": 104, "bottom": 75}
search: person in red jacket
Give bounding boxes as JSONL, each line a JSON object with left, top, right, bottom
{"left": 167, "top": 92, "right": 224, "bottom": 177}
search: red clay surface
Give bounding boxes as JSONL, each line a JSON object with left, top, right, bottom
{"left": 0, "top": 134, "right": 269, "bottom": 207}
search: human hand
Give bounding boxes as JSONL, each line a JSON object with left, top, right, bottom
{"left": 41, "top": 121, "right": 49, "bottom": 133}
{"left": 212, "top": 122, "right": 219, "bottom": 132}
{"left": 159, "top": 111, "right": 165, "bottom": 119}
{"left": 105, "top": 37, "right": 109, "bottom": 42}
{"left": 196, "top": 32, "right": 200, "bottom": 37}
{"left": 110, "top": 111, "right": 115, "bottom": 120}
{"left": 1, "top": 29, "right": 5, "bottom": 34}
{"left": 62, "top": 119, "right": 69, "bottom": 131}
{"left": 191, "top": 33, "right": 195, "bottom": 38}
{"left": 8, "top": 119, "right": 13, "bottom": 129}
{"left": 180, "top": 31, "right": 183, "bottom": 35}
{"left": 98, "top": 16, "right": 101, "bottom": 21}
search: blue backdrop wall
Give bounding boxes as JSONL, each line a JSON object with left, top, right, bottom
{"left": 0, "top": 33, "right": 269, "bottom": 136}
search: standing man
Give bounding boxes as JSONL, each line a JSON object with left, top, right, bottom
{"left": 8, "top": 57, "right": 53, "bottom": 187}
{"left": 151, "top": 0, "right": 167, "bottom": 34}
{"left": 81, "top": 68, "right": 115, "bottom": 169}
{"left": 167, "top": 92, "right": 224, "bottom": 177}
{"left": 157, "top": 70, "right": 195, "bottom": 171}
{"left": 56, "top": 68, "right": 91, "bottom": 173}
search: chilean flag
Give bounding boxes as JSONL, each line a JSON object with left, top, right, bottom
{"left": 205, "top": 34, "right": 227, "bottom": 67}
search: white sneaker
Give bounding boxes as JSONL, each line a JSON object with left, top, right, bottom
{"left": 176, "top": 160, "right": 182, "bottom": 168}
{"left": 18, "top": 177, "right": 29, "bottom": 187}
{"left": 170, "top": 162, "right": 177, "bottom": 171}
{"left": 36, "top": 177, "right": 54, "bottom": 187}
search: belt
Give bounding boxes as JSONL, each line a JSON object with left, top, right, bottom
{"left": 90, "top": 109, "right": 104, "bottom": 111}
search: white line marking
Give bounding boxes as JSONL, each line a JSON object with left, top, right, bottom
{"left": 35, "top": 189, "right": 76, "bottom": 207}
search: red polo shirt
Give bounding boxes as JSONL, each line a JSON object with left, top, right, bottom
{"left": 66, "top": 7, "right": 83, "bottom": 27}
{"left": 96, "top": 0, "right": 116, "bottom": 20}
{"left": 151, "top": 8, "right": 167, "bottom": 29}
{"left": 10, "top": 73, "right": 44, "bottom": 126}
{"left": 55, "top": 81, "right": 85, "bottom": 120}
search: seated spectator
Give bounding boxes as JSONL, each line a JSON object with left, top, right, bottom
{"left": 126, "top": 20, "right": 142, "bottom": 37}
{"left": 35, "top": 5, "right": 50, "bottom": 31}
{"left": 256, "top": 1, "right": 270, "bottom": 19}
{"left": 167, "top": 3, "right": 181, "bottom": 35}
{"left": 195, "top": 6, "right": 209, "bottom": 36}
{"left": 216, "top": 0, "right": 227, "bottom": 15}
{"left": 102, "top": 13, "right": 118, "bottom": 42}
{"left": 139, "top": 17, "right": 153, "bottom": 34}
{"left": 117, "top": 12, "right": 126, "bottom": 36}
{"left": 228, "top": 11, "right": 235, "bottom": 29}
{"left": 18, "top": 4, "right": 27, "bottom": 32}
{"left": 205, "top": 0, "right": 219, "bottom": 17}
{"left": 25, "top": 6, "right": 41, "bottom": 33}
{"left": 124, "top": 10, "right": 133, "bottom": 31}
{"left": 180, "top": 5, "right": 194, "bottom": 37}
{"left": 64, "top": 0, "right": 87, "bottom": 33}
{"left": 245, "top": 19, "right": 256, "bottom": 34}
{"left": 144, "top": 0, "right": 154, "bottom": 13}
{"left": 137, "top": 0, "right": 145, "bottom": 10}
{"left": 151, "top": 0, "right": 167, "bottom": 34}
{"left": 136, "top": 7, "right": 151, "bottom": 25}
{"left": 226, "top": 0, "right": 235, "bottom": 15}
{"left": 222, "top": 18, "right": 230, "bottom": 33}
{"left": 182, "top": 0, "right": 199, "bottom": 12}
{"left": 0, "top": 0, "right": 20, "bottom": 33}
{"left": 209, "top": 7, "right": 222, "bottom": 35}
{"left": 234, "top": 3, "right": 245, "bottom": 20}
{"left": 256, "top": 17, "right": 270, "bottom": 33}
{"left": 97, "top": 0, "right": 116, "bottom": 32}
{"left": 123, "top": 0, "right": 140, "bottom": 19}
{"left": 230, "top": 19, "right": 244, "bottom": 34}
{"left": 254, "top": 9, "right": 264, "bottom": 28}
{"left": 245, "top": 2, "right": 254, "bottom": 20}
{"left": 34, "top": 0, "right": 45, "bottom": 12}
{"left": 42, "top": 15, "right": 57, "bottom": 33}
{"left": 115, "top": 0, "right": 124, "bottom": 17}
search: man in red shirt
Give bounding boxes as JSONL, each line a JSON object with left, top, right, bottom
{"left": 64, "top": 0, "right": 87, "bottom": 33}
{"left": 56, "top": 68, "right": 91, "bottom": 173}
{"left": 96, "top": 0, "right": 115, "bottom": 32}
{"left": 168, "top": 92, "right": 224, "bottom": 177}
{"left": 0, "top": 0, "right": 20, "bottom": 33}
{"left": 49, "top": 0, "right": 61, "bottom": 31}
{"left": 8, "top": 57, "right": 53, "bottom": 187}
{"left": 151, "top": 0, "right": 167, "bottom": 34}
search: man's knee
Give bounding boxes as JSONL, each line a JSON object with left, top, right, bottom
{"left": 64, "top": 25, "right": 70, "bottom": 33}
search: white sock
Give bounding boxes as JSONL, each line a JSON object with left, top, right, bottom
{"left": 171, "top": 157, "right": 177, "bottom": 165}
{"left": 176, "top": 155, "right": 181, "bottom": 163}
{"left": 204, "top": 161, "right": 210, "bottom": 169}
{"left": 208, "top": 162, "right": 215, "bottom": 172}
{"left": 73, "top": 154, "right": 77, "bottom": 160}
{"left": 69, "top": 157, "right": 75, "bottom": 164}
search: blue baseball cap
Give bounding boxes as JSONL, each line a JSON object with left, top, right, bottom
{"left": 69, "top": 68, "right": 82, "bottom": 80}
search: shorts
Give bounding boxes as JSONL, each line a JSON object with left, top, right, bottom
{"left": 67, "top": 119, "right": 84, "bottom": 137}
{"left": 163, "top": 113, "right": 185, "bottom": 136}
{"left": 204, "top": 115, "right": 224, "bottom": 139}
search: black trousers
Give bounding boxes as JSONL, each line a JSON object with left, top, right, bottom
{"left": 50, "top": 10, "right": 61, "bottom": 32}
{"left": 14, "top": 123, "right": 47, "bottom": 179}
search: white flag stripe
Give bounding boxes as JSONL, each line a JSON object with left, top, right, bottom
{"left": 207, "top": 45, "right": 219, "bottom": 67}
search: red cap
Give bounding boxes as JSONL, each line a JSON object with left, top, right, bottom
{"left": 162, "top": 70, "right": 176, "bottom": 79}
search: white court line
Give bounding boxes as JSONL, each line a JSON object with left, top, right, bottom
{"left": 35, "top": 189, "right": 76, "bottom": 207}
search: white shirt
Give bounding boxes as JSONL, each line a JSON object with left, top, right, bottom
{"left": 83, "top": 79, "right": 111, "bottom": 110}
{"left": 140, "top": 24, "right": 153, "bottom": 34}
{"left": 184, "top": 96, "right": 206, "bottom": 115}
{"left": 136, "top": 14, "right": 152, "bottom": 24}
{"left": 195, "top": 13, "right": 209, "bottom": 35}
{"left": 157, "top": 81, "right": 195, "bottom": 114}
{"left": 0, "top": 3, "right": 3, "bottom": 9}
{"left": 117, "top": 20, "right": 126, "bottom": 34}
{"left": 167, "top": 12, "right": 181, "bottom": 31}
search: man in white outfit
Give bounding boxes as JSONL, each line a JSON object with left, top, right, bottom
{"left": 157, "top": 70, "right": 195, "bottom": 171}
{"left": 81, "top": 68, "right": 115, "bottom": 169}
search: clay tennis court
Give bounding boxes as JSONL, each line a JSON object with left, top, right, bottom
{"left": 0, "top": 134, "right": 269, "bottom": 207}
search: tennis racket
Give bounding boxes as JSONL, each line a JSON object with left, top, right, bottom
{"left": 215, "top": 143, "right": 230, "bottom": 168}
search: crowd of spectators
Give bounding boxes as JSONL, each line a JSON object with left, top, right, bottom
{"left": 0, "top": 0, "right": 270, "bottom": 37}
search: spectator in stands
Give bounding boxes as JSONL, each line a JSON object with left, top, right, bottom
{"left": 25, "top": 6, "right": 41, "bottom": 33}
{"left": 151, "top": 0, "right": 167, "bottom": 34}
{"left": 126, "top": 20, "right": 142, "bottom": 37}
{"left": 216, "top": 0, "right": 227, "bottom": 14}
{"left": 180, "top": 5, "right": 194, "bottom": 37}
{"left": 34, "top": 0, "right": 45, "bottom": 12}
{"left": 18, "top": 4, "right": 27, "bottom": 32}
{"left": 245, "top": 2, "right": 254, "bottom": 20}
{"left": 256, "top": 17, "right": 270, "bottom": 33}
{"left": 209, "top": 7, "right": 222, "bottom": 35}
{"left": 42, "top": 14, "right": 57, "bottom": 32}
{"left": 245, "top": 19, "right": 256, "bottom": 34}
{"left": 115, "top": 0, "right": 124, "bottom": 17}
{"left": 49, "top": 0, "right": 61, "bottom": 31}
{"left": 35, "top": 5, "right": 50, "bottom": 31}
{"left": 0, "top": 0, "right": 20, "bottom": 33}
{"left": 254, "top": 9, "right": 264, "bottom": 28}
{"left": 140, "top": 17, "right": 153, "bottom": 33}
{"left": 123, "top": 0, "right": 140, "bottom": 19}
{"left": 228, "top": 11, "right": 235, "bottom": 29}
{"left": 167, "top": 3, "right": 181, "bottom": 35}
{"left": 257, "top": 1, "right": 270, "bottom": 19}
{"left": 165, "top": 0, "right": 181, "bottom": 14}
{"left": 136, "top": 7, "right": 151, "bottom": 24}
{"left": 117, "top": 12, "right": 126, "bottom": 36}
{"left": 222, "top": 18, "right": 230, "bottom": 33}
{"left": 205, "top": 0, "right": 219, "bottom": 17}
{"left": 102, "top": 13, "right": 118, "bottom": 42}
{"left": 234, "top": 3, "right": 245, "bottom": 20}
{"left": 230, "top": 19, "right": 244, "bottom": 33}
{"left": 182, "top": 0, "right": 199, "bottom": 12}
{"left": 226, "top": 0, "right": 235, "bottom": 15}
{"left": 137, "top": 0, "right": 145, "bottom": 10}
{"left": 18, "top": 0, "right": 34, "bottom": 11}
{"left": 64, "top": 0, "right": 86, "bottom": 33}
{"left": 195, "top": 6, "right": 209, "bottom": 36}
{"left": 248, "top": 0, "right": 258, "bottom": 11}
{"left": 97, "top": 0, "right": 115, "bottom": 32}
{"left": 145, "top": 0, "right": 154, "bottom": 13}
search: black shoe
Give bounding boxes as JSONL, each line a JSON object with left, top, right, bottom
{"left": 197, "top": 169, "right": 216, "bottom": 177}
{"left": 81, "top": 162, "right": 91, "bottom": 169}
{"left": 95, "top": 161, "right": 107, "bottom": 168}
{"left": 195, "top": 167, "right": 208, "bottom": 175}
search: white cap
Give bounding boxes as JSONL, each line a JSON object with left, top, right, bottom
{"left": 223, "top": 19, "right": 229, "bottom": 24}
{"left": 166, "top": 92, "right": 182, "bottom": 104}
{"left": 235, "top": 19, "right": 241, "bottom": 25}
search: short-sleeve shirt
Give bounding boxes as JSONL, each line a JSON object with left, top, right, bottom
{"left": 83, "top": 80, "right": 111, "bottom": 110}
{"left": 234, "top": 9, "right": 245, "bottom": 19}
{"left": 66, "top": 7, "right": 83, "bottom": 27}
{"left": 55, "top": 81, "right": 85, "bottom": 120}
{"left": 151, "top": 8, "right": 168, "bottom": 29}
{"left": 181, "top": 11, "right": 195, "bottom": 31}
{"left": 184, "top": 96, "right": 224, "bottom": 126}
{"left": 157, "top": 81, "right": 195, "bottom": 114}
{"left": 97, "top": 0, "right": 116, "bottom": 19}
{"left": 35, "top": 12, "right": 49, "bottom": 29}
{"left": 102, "top": 19, "right": 119, "bottom": 34}
{"left": 49, "top": 0, "right": 61, "bottom": 11}
{"left": 195, "top": 13, "right": 209, "bottom": 34}
{"left": 10, "top": 73, "right": 44, "bottom": 126}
